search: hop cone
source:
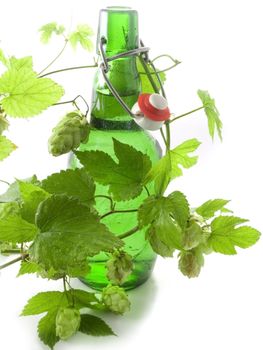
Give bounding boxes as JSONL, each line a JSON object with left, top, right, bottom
{"left": 182, "top": 220, "right": 203, "bottom": 250}
{"left": 48, "top": 111, "right": 89, "bottom": 156}
{"left": 56, "top": 307, "right": 81, "bottom": 340}
{"left": 0, "top": 111, "right": 9, "bottom": 135}
{"left": 178, "top": 249, "right": 204, "bottom": 278}
{"left": 102, "top": 285, "right": 130, "bottom": 314}
{"left": 106, "top": 250, "right": 133, "bottom": 285}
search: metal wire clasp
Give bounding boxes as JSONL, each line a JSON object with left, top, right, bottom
{"left": 99, "top": 37, "right": 155, "bottom": 118}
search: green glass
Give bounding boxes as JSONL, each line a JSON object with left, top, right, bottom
{"left": 69, "top": 6, "right": 161, "bottom": 291}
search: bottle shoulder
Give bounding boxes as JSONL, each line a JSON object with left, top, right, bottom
{"left": 78, "top": 128, "right": 162, "bottom": 162}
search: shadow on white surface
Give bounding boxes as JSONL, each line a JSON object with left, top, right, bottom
{"left": 57, "top": 277, "right": 158, "bottom": 349}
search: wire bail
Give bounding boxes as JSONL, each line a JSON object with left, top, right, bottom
{"left": 98, "top": 37, "right": 166, "bottom": 119}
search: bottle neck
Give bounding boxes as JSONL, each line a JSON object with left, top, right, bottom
{"left": 90, "top": 7, "right": 141, "bottom": 130}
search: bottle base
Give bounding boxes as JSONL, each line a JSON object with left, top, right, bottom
{"left": 79, "top": 258, "right": 157, "bottom": 291}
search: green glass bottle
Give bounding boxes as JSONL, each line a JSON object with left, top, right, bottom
{"left": 69, "top": 6, "right": 161, "bottom": 291}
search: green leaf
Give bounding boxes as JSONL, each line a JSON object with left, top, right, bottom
{"left": 17, "top": 260, "right": 41, "bottom": 276}
{"left": 39, "top": 22, "right": 65, "bottom": 44}
{"left": 197, "top": 90, "right": 223, "bottom": 141}
{"left": 71, "top": 289, "right": 99, "bottom": 309}
{"left": 8, "top": 56, "right": 33, "bottom": 70}
{"left": 0, "top": 215, "right": 38, "bottom": 243}
{"left": 0, "top": 50, "right": 33, "bottom": 71}
{"left": 138, "top": 194, "right": 188, "bottom": 257}
{"left": 146, "top": 225, "right": 175, "bottom": 257}
{"left": 22, "top": 289, "right": 100, "bottom": 348}
{"left": 145, "top": 139, "right": 201, "bottom": 194}
{"left": 0, "top": 175, "right": 39, "bottom": 203}
{"left": 0, "top": 68, "right": 64, "bottom": 117}
{"left": 0, "top": 201, "right": 20, "bottom": 220}
{"left": 227, "top": 226, "right": 261, "bottom": 248}
{"left": 30, "top": 195, "right": 123, "bottom": 276}
{"left": 75, "top": 138, "right": 152, "bottom": 201}
{"left": 0, "top": 48, "right": 9, "bottom": 66}
{"left": 0, "top": 181, "right": 20, "bottom": 203}
{"left": 167, "top": 191, "right": 190, "bottom": 230}
{"left": 0, "top": 135, "right": 17, "bottom": 160}
{"left": 196, "top": 199, "right": 230, "bottom": 219}
{"left": 68, "top": 24, "right": 94, "bottom": 51}
{"left": 21, "top": 291, "right": 68, "bottom": 316}
{"left": 21, "top": 290, "right": 67, "bottom": 349}
{"left": 42, "top": 168, "right": 95, "bottom": 206}
{"left": 208, "top": 215, "right": 260, "bottom": 254}
{"left": 136, "top": 58, "right": 166, "bottom": 93}
{"left": 38, "top": 310, "right": 59, "bottom": 349}
{"left": 18, "top": 181, "right": 50, "bottom": 223}
{"left": 79, "top": 314, "right": 115, "bottom": 336}
{"left": 0, "top": 112, "right": 9, "bottom": 135}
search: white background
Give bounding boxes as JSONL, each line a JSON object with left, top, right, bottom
{"left": 0, "top": 0, "right": 263, "bottom": 349}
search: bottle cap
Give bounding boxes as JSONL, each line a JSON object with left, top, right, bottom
{"left": 138, "top": 93, "right": 170, "bottom": 121}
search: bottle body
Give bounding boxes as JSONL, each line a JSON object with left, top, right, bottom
{"left": 70, "top": 128, "right": 161, "bottom": 290}
{"left": 69, "top": 7, "right": 161, "bottom": 290}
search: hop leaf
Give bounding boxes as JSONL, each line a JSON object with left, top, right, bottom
{"left": 42, "top": 168, "right": 95, "bottom": 206}
{"left": 102, "top": 285, "right": 130, "bottom": 314}
{"left": 197, "top": 90, "right": 223, "bottom": 141}
{"left": 208, "top": 215, "right": 260, "bottom": 255}
{"left": 0, "top": 201, "right": 20, "bottom": 220}
{"left": 69, "top": 24, "right": 94, "bottom": 51}
{"left": 56, "top": 308, "right": 81, "bottom": 340}
{"left": 0, "top": 215, "right": 38, "bottom": 243}
{"left": 138, "top": 191, "right": 190, "bottom": 257}
{"left": 8, "top": 56, "right": 33, "bottom": 70}
{"left": 145, "top": 139, "right": 201, "bottom": 195}
{"left": 0, "top": 48, "right": 9, "bottom": 67}
{"left": 18, "top": 181, "right": 50, "bottom": 223}
{"left": 178, "top": 249, "right": 204, "bottom": 278}
{"left": 48, "top": 110, "right": 90, "bottom": 156}
{"left": 195, "top": 198, "right": 230, "bottom": 219}
{"left": 75, "top": 138, "right": 152, "bottom": 201}
{"left": 79, "top": 314, "right": 115, "bottom": 336}
{"left": 39, "top": 22, "right": 65, "bottom": 44}
{"left": 106, "top": 250, "right": 133, "bottom": 285}
{"left": 0, "top": 110, "right": 9, "bottom": 135}
{"left": 30, "top": 195, "right": 123, "bottom": 277}
{"left": 0, "top": 68, "right": 64, "bottom": 117}
{"left": 0, "top": 135, "right": 17, "bottom": 161}
{"left": 136, "top": 58, "right": 166, "bottom": 93}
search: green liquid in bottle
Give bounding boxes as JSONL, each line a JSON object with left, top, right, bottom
{"left": 69, "top": 7, "right": 161, "bottom": 291}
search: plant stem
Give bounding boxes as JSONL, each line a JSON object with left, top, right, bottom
{"left": 38, "top": 64, "right": 98, "bottom": 78}
{"left": 165, "top": 121, "right": 171, "bottom": 152}
{"left": 152, "top": 54, "right": 181, "bottom": 64}
{"left": 0, "top": 249, "right": 21, "bottom": 254}
{"left": 169, "top": 106, "right": 204, "bottom": 123}
{"left": 118, "top": 225, "right": 139, "bottom": 240}
{"left": 0, "top": 179, "right": 10, "bottom": 186}
{"left": 38, "top": 40, "right": 69, "bottom": 76}
{"left": 94, "top": 195, "right": 115, "bottom": 211}
{"left": 52, "top": 99, "right": 75, "bottom": 107}
{"left": 63, "top": 276, "right": 67, "bottom": 292}
{"left": 0, "top": 254, "right": 28, "bottom": 270}
{"left": 140, "top": 57, "right": 181, "bottom": 75}
{"left": 138, "top": 55, "right": 159, "bottom": 93}
{"left": 100, "top": 208, "right": 138, "bottom": 220}
{"left": 144, "top": 185, "right": 150, "bottom": 197}
{"left": 160, "top": 126, "right": 168, "bottom": 148}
